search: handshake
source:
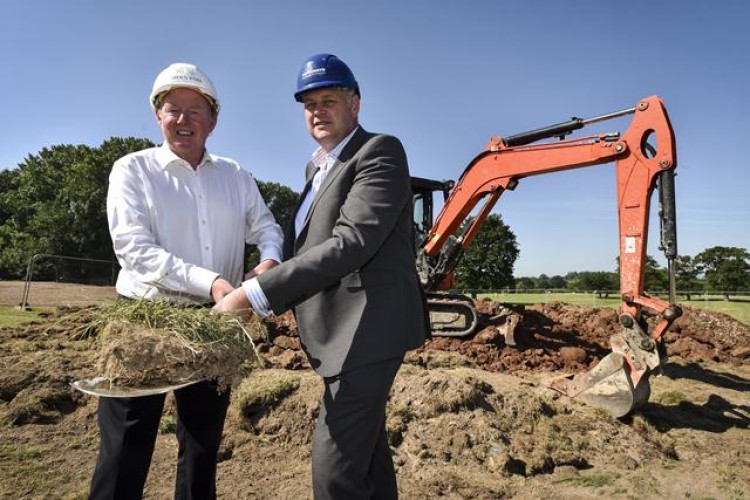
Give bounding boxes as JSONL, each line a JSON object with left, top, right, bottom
{"left": 212, "top": 259, "right": 279, "bottom": 318}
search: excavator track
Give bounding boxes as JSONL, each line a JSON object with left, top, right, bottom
{"left": 425, "top": 293, "right": 478, "bottom": 337}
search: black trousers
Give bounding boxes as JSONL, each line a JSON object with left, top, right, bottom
{"left": 312, "top": 357, "right": 402, "bottom": 500}
{"left": 88, "top": 380, "right": 230, "bottom": 500}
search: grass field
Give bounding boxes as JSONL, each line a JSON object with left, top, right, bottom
{"left": 476, "top": 292, "right": 750, "bottom": 326}
{"left": 1, "top": 294, "right": 748, "bottom": 328}
{"left": 0, "top": 307, "right": 53, "bottom": 328}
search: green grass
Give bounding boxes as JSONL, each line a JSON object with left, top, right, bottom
{"left": 477, "top": 292, "right": 750, "bottom": 325}
{"left": 2, "top": 294, "right": 748, "bottom": 328}
{"left": 0, "top": 306, "right": 53, "bottom": 328}
{"left": 479, "top": 292, "right": 622, "bottom": 309}
{"left": 554, "top": 471, "right": 619, "bottom": 487}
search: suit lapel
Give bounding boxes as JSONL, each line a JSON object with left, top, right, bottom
{"left": 287, "top": 161, "right": 318, "bottom": 256}
{"left": 306, "top": 127, "right": 370, "bottom": 212}
{"left": 295, "top": 128, "right": 375, "bottom": 250}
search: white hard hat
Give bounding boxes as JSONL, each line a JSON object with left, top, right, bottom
{"left": 149, "top": 62, "right": 220, "bottom": 114}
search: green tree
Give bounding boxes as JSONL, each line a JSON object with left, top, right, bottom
{"left": 256, "top": 180, "right": 300, "bottom": 230}
{"left": 570, "top": 271, "right": 619, "bottom": 297}
{"left": 244, "top": 180, "right": 300, "bottom": 269}
{"left": 455, "top": 214, "right": 519, "bottom": 289}
{"left": 0, "top": 168, "right": 17, "bottom": 224}
{"left": 548, "top": 275, "right": 567, "bottom": 289}
{"left": 643, "top": 255, "right": 668, "bottom": 292}
{"left": 674, "top": 255, "right": 701, "bottom": 300}
{"left": 694, "top": 246, "right": 750, "bottom": 300}
{"left": 0, "top": 137, "right": 154, "bottom": 280}
{"left": 564, "top": 271, "right": 581, "bottom": 284}
{"left": 535, "top": 274, "right": 551, "bottom": 289}
{"left": 514, "top": 277, "right": 536, "bottom": 290}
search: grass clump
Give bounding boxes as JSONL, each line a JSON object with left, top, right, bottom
{"left": 231, "top": 370, "right": 301, "bottom": 419}
{"left": 654, "top": 390, "right": 689, "bottom": 406}
{"left": 555, "top": 471, "right": 619, "bottom": 487}
{"left": 80, "top": 299, "right": 266, "bottom": 392}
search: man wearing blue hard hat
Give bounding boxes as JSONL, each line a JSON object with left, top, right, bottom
{"left": 216, "top": 54, "right": 429, "bottom": 498}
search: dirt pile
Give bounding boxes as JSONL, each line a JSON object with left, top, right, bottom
{"left": 1, "top": 287, "right": 749, "bottom": 498}
{"left": 261, "top": 300, "right": 750, "bottom": 374}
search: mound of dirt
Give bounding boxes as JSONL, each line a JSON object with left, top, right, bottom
{"left": 1, "top": 287, "right": 749, "bottom": 498}
{"left": 261, "top": 300, "right": 750, "bottom": 375}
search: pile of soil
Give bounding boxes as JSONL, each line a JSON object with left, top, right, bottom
{"left": 262, "top": 300, "right": 750, "bottom": 374}
{"left": 0, "top": 282, "right": 748, "bottom": 498}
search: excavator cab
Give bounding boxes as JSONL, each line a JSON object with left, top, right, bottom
{"left": 412, "top": 177, "right": 480, "bottom": 337}
{"left": 411, "top": 177, "right": 453, "bottom": 248}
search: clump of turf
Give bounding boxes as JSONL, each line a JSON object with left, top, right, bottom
{"left": 88, "top": 299, "right": 264, "bottom": 392}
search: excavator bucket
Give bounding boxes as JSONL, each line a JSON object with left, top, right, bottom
{"left": 545, "top": 353, "right": 651, "bottom": 418}
{"left": 545, "top": 324, "right": 662, "bottom": 418}
{"left": 500, "top": 313, "right": 520, "bottom": 346}
{"left": 485, "top": 304, "right": 522, "bottom": 346}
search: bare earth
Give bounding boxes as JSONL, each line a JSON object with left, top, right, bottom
{"left": 1, "top": 281, "right": 748, "bottom": 499}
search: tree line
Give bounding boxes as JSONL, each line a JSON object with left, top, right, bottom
{"left": 508, "top": 250, "right": 750, "bottom": 300}
{"left": 0, "top": 138, "right": 299, "bottom": 282}
{"left": 461, "top": 216, "right": 749, "bottom": 299}
{"left": 1, "top": 138, "right": 748, "bottom": 298}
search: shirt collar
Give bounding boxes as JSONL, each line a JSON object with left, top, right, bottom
{"left": 155, "top": 143, "right": 213, "bottom": 170}
{"left": 311, "top": 126, "right": 359, "bottom": 169}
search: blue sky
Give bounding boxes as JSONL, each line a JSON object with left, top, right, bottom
{"left": 2, "top": 0, "right": 748, "bottom": 277}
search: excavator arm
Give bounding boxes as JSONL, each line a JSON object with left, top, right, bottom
{"left": 415, "top": 96, "right": 681, "bottom": 416}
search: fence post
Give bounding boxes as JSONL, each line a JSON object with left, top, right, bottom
{"left": 19, "top": 253, "right": 44, "bottom": 310}
{"left": 18, "top": 253, "right": 117, "bottom": 310}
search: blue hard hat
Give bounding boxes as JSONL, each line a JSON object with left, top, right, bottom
{"left": 294, "top": 53, "right": 360, "bottom": 102}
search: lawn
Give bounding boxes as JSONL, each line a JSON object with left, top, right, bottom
{"left": 0, "top": 307, "right": 52, "bottom": 328}
{"left": 1, "top": 294, "right": 748, "bottom": 329}
{"left": 477, "top": 292, "right": 750, "bottom": 326}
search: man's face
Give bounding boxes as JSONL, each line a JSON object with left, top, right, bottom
{"left": 301, "top": 88, "right": 359, "bottom": 151}
{"left": 156, "top": 87, "right": 217, "bottom": 165}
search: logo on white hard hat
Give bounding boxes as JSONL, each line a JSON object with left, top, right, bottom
{"left": 150, "top": 62, "right": 219, "bottom": 113}
{"left": 169, "top": 74, "right": 204, "bottom": 84}
{"left": 168, "top": 64, "right": 205, "bottom": 84}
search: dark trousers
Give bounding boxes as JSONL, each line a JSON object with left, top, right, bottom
{"left": 88, "top": 380, "right": 230, "bottom": 500}
{"left": 312, "top": 358, "right": 402, "bottom": 500}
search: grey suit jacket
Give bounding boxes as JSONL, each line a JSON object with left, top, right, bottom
{"left": 257, "top": 127, "right": 429, "bottom": 377}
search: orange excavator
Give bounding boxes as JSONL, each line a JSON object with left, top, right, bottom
{"left": 411, "top": 95, "right": 682, "bottom": 417}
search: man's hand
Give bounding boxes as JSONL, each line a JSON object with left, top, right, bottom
{"left": 244, "top": 259, "right": 279, "bottom": 280}
{"left": 210, "top": 277, "right": 235, "bottom": 304}
{"left": 213, "top": 287, "right": 253, "bottom": 317}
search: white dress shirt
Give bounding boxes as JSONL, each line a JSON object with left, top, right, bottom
{"left": 107, "top": 144, "right": 283, "bottom": 302}
{"left": 243, "top": 127, "right": 359, "bottom": 316}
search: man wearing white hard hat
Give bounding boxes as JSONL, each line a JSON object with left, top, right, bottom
{"left": 89, "top": 63, "right": 283, "bottom": 499}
